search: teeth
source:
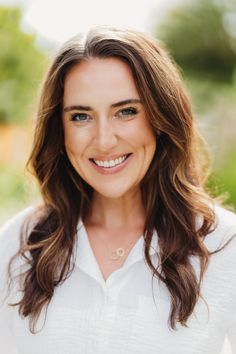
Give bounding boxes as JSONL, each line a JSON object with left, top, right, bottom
{"left": 93, "top": 154, "right": 128, "bottom": 168}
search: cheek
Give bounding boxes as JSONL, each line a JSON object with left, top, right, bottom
{"left": 133, "top": 120, "right": 157, "bottom": 154}
{"left": 64, "top": 135, "right": 79, "bottom": 154}
{"left": 63, "top": 127, "right": 87, "bottom": 156}
{"left": 147, "top": 130, "right": 157, "bottom": 153}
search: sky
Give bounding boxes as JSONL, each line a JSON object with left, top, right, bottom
{"left": 0, "top": 0, "right": 185, "bottom": 44}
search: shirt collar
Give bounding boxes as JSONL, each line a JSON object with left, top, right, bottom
{"left": 74, "top": 219, "right": 159, "bottom": 286}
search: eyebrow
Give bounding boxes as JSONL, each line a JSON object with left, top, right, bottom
{"left": 63, "top": 98, "right": 142, "bottom": 112}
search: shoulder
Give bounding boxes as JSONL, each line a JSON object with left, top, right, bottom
{"left": 0, "top": 205, "right": 38, "bottom": 230}
{"left": 0, "top": 205, "right": 41, "bottom": 303}
{"left": 203, "top": 204, "right": 236, "bottom": 251}
{"left": 0, "top": 205, "right": 39, "bottom": 245}
{"left": 214, "top": 204, "right": 236, "bottom": 234}
{"left": 0, "top": 205, "right": 42, "bottom": 271}
{"left": 200, "top": 205, "right": 236, "bottom": 323}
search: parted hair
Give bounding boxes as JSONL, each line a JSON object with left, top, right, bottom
{"left": 8, "top": 25, "right": 224, "bottom": 333}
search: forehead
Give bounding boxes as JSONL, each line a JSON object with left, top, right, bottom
{"left": 63, "top": 57, "right": 139, "bottom": 106}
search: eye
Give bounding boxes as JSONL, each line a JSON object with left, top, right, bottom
{"left": 70, "top": 113, "right": 91, "bottom": 123}
{"left": 117, "top": 107, "right": 139, "bottom": 118}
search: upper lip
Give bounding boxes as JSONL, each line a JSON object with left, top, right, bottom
{"left": 90, "top": 153, "right": 131, "bottom": 161}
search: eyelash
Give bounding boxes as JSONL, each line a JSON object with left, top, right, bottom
{"left": 70, "top": 113, "right": 90, "bottom": 122}
{"left": 70, "top": 107, "right": 139, "bottom": 122}
{"left": 117, "top": 107, "right": 139, "bottom": 118}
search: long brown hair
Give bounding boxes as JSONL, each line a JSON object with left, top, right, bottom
{"left": 7, "top": 25, "right": 225, "bottom": 333}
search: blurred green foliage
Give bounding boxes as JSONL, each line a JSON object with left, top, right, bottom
{"left": 0, "top": 6, "right": 47, "bottom": 124}
{"left": 157, "top": 0, "right": 236, "bottom": 82}
{"left": 156, "top": 0, "right": 236, "bottom": 209}
{"left": 211, "top": 150, "right": 236, "bottom": 207}
{"left": 0, "top": 164, "right": 41, "bottom": 224}
{"left": 206, "top": 148, "right": 236, "bottom": 212}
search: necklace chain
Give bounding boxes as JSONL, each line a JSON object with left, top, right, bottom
{"left": 99, "top": 235, "right": 140, "bottom": 261}
{"left": 85, "top": 224, "right": 142, "bottom": 262}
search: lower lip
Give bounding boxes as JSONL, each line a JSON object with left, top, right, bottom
{"left": 89, "top": 154, "right": 133, "bottom": 175}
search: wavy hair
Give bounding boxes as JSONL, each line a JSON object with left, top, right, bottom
{"left": 8, "top": 25, "right": 224, "bottom": 333}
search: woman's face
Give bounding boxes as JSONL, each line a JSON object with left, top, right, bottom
{"left": 62, "top": 57, "right": 156, "bottom": 199}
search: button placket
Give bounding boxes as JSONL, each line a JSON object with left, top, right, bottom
{"left": 99, "top": 285, "right": 117, "bottom": 350}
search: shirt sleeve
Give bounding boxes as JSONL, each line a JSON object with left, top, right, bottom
{"left": 225, "top": 231, "right": 236, "bottom": 353}
{"left": 227, "top": 309, "right": 236, "bottom": 353}
{"left": 0, "top": 304, "right": 19, "bottom": 354}
{"left": 213, "top": 207, "right": 236, "bottom": 354}
{"left": 0, "top": 206, "right": 36, "bottom": 354}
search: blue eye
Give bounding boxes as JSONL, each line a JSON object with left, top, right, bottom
{"left": 70, "top": 113, "right": 90, "bottom": 122}
{"left": 118, "top": 107, "right": 138, "bottom": 118}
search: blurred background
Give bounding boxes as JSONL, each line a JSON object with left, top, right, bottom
{"left": 0, "top": 0, "right": 236, "bottom": 226}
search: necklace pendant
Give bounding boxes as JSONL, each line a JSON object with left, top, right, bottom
{"left": 116, "top": 247, "right": 125, "bottom": 257}
{"left": 110, "top": 247, "right": 125, "bottom": 261}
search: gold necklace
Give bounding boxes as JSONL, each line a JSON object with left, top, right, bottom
{"left": 108, "top": 238, "right": 139, "bottom": 261}
{"left": 85, "top": 223, "right": 142, "bottom": 261}
{"left": 97, "top": 234, "right": 141, "bottom": 261}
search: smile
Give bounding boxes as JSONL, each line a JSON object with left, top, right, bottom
{"left": 89, "top": 153, "right": 133, "bottom": 175}
{"left": 92, "top": 154, "right": 130, "bottom": 168}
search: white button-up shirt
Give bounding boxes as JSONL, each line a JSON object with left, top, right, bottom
{"left": 0, "top": 205, "right": 236, "bottom": 354}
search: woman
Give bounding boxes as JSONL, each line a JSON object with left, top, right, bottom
{"left": 0, "top": 25, "right": 236, "bottom": 354}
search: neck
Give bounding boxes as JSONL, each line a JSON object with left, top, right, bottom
{"left": 86, "top": 188, "right": 145, "bottom": 231}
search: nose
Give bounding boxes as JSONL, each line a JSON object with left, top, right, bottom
{"left": 94, "top": 117, "right": 118, "bottom": 152}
